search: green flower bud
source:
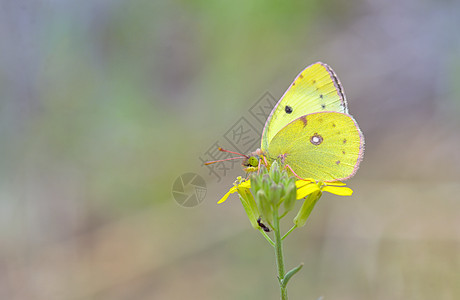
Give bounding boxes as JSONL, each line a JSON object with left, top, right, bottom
{"left": 257, "top": 190, "right": 273, "bottom": 224}
{"left": 293, "top": 190, "right": 322, "bottom": 227}
{"left": 271, "top": 183, "right": 282, "bottom": 206}
{"left": 262, "top": 175, "right": 271, "bottom": 197}
{"left": 269, "top": 161, "right": 281, "bottom": 183}
{"left": 280, "top": 174, "right": 287, "bottom": 183}
{"left": 283, "top": 183, "right": 297, "bottom": 213}
{"left": 255, "top": 188, "right": 266, "bottom": 204}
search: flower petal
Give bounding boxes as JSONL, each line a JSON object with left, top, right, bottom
{"left": 295, "top": 179, "right": 314, "bottom": 189}
{"left": 296, "top": 183, "right": 320, "bottom": 199}
{"left": 325, "top": 181, "right": 346, "bottom": 186}
{"left": 322, "top": 185, "right": 353, "bottom": 196}
{"left": 239, "top": 180, "right": 251, "bottom": 188}
{"left": 217, "top": 186, "right": 237, "bottom": 204}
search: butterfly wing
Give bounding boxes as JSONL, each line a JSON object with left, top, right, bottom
{"left": 267, "top": 112, "right": 364, "bottom": 182}
{"left": 261, "top": 62, "right": 348, "bottom": 151}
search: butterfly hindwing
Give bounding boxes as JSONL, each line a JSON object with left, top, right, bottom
{"left": 266, "top": 112, "right": 364, "bottom": 182}
{"left": 261, "top": 62, "right": 348, "bottom": 151}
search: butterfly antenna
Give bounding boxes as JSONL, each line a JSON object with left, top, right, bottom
{"left": 204, "top": 156, "right": 246, "bottom": 165}
{"left": 217, "top": 147, "right": 249, "bottom": 158}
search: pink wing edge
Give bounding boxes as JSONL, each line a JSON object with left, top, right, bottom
{"left": 330, "top": 112, "right": 365, "bottom": 182}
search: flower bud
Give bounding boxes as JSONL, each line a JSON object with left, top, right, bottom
{"left": 269, "top": 161, "right": 280, "bottom": 183}
{"left": 283, "top": 183, "right": 297, "bottom": 213}
{"left": 257, "top": 190, "right": 273, "bottom": 224}
{"left": 270, "top": 183, "right": 282, "bottom": 205}
{"left": 293, "top": 190, "right": 322, "bottom": 227}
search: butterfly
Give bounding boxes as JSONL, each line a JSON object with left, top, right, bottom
{"left": 207, "top": 62, "right": 364, "bottom": 182}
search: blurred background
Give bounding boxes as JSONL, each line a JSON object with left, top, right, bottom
{"left": 1, "top": 0, "right": 459, "bottom": 299}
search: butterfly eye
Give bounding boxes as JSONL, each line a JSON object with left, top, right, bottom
{"left": 310, "top": 133, "right": 323, "bottom": 145}
{"left": 285, "top": 105, "right": 293, "bottom": 114}
{"left": 248, "top": 156, "right": 259, "bottom": 167}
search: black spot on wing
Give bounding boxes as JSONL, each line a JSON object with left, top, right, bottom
{"left": 285, "top": 105, "right": 293, "bottom": 114}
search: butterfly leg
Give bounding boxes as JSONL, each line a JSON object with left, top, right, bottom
{"left": 257, "top": 156, "right": 262, "bottom": 175}
{"left": 285, "top": 164, "right": 305, "bottom": 180}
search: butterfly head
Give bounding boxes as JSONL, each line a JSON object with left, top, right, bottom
{"left": 243, "top": 156, "right": 259, "bottom": 168}
{"left": 242, "top": 149, "right": 270, "bottom": 173}
{"left": 204, "top": 147, "right": 270, "bottom": 174}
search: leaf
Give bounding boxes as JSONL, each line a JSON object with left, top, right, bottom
{"left": 282, "top": 263, "right": 304, "bottom": 287}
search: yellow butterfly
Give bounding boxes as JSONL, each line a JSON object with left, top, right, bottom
{"left": 208, "top": 62, "right": 364, "bottom": 182}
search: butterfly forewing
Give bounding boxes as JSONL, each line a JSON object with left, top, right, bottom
{"left": 267, "top": 112, "right": 364, "bottom": 182}
{"left": 261, "top": 62, "right": 348, "bottom": 151}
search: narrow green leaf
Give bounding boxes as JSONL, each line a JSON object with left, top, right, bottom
{"left": 282, "top": 263, "right": 304, "bottom": 287}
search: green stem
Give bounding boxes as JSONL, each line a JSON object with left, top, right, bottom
{"left": 259, "top": 228, "right": 275, "bottom": 247}
{"left": 279, "top": 209, "right": 289, "bottom": 219}
{"left": 282, "top": 224, "right": 297, "bottom": 240}
{"left": 273, "top": 208, "right": 288, "bottom": 300}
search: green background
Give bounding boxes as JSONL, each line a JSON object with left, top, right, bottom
{"left": 1, "top": 1, "right": 459, "bottom": 299}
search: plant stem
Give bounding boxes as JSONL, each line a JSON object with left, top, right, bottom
{"left": 282, "top": 224, "right": 297, "bottom": 240}
{"left": 259, "top": 228, "right": 275, "bottom": 247}
{"left": 273, "top": 208, "right": 288, "bottom": 300}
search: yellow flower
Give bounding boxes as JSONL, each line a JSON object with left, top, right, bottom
{"left": 293, "top": 180, "right": 353, "bottom": 227}
{"left": 217, "top": 177, "right": 261, "bottom": 230}
{"left": 218, "top": 178, "right": 353, "bottom": 204}
{"left": 217, "top": 177, "right": 251, "bottom": 204}
{"left": 296, "top": 179, "right": 353, "bottom": 198}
